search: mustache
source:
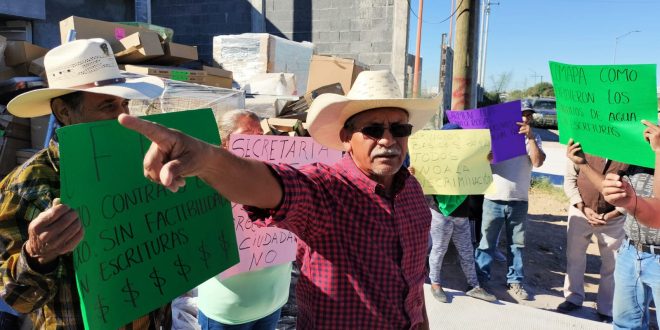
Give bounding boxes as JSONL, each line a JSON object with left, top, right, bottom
{"left": 371, "top": 147, "right": 402, "bottom": 157}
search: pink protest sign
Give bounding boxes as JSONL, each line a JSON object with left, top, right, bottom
{"left": 220, "top": 134, "right": 343, "bottom": 278}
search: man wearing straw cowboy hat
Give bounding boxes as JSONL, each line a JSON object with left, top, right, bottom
{"left": 0, "top": 38, "right": 168, "bottom": 329}
{"left": 119, "top": 70, "right": 439, "bottom": 329}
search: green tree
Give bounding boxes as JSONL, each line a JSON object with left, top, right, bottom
{"left": 526, "top": 82, "right": 554, "bottom": 97}
{"left": 478, "top": 91, "right": 501, "bottom": 107}
{"left": 507, "top": 89, "right": 525, "bottom": 101}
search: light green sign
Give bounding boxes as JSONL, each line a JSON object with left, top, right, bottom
{"left": 58, "top": 109, "right": 238, "bottom": 330}
{"left": 550, "top": 61, "right": 658, "bottom": 168}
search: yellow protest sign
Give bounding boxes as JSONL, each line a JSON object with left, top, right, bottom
{"left": 409, "top": 129, "right": 493, "bottom": 195}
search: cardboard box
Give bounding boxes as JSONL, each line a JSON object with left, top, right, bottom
{"left": 202, "top": 66, "right": 233, "bottom": 88}
{"left": 261, "top": 118, "right": 307, "bottom": 136}
{"left": 114, "top": 31, "right": 164, "bottom": 64}
{"left": 306, "top": 55, "right": 367, "bottom": 95}
{"left": 28, "top": 56, "right": 45, "bottom": 77}
{"left": 123, "top": 65, "right": 233, "bottom": 89}
{"left": 60, "top": 16, "right": 153, "bottom": 53}
{"left": 203, "top": 65, "right": 232, "bottom": 79}
{"left": 4, "top": 41, "right": 48, "bottom": 67}
{"left": 150, "top": 42, "right": 198, "bottom": 65}
{"left": 122, "top": 65, "right": 204, "bottom": 81}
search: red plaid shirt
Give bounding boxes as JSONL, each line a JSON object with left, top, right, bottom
{"left": 247, "top": 155, "right": 431, "bottom": 329}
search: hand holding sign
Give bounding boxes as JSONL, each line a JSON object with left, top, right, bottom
{"left": 642, "top": 120, "right": 660, "bottom": 153}
{"left": 550, "top": 61, "right": 657, "bottom": 168}
{"left": 25, "top": 198, "right": 84, "bottom": 266}
{"left": 60, "top": 109, "right": 239, "bottom": 330}
{"left": 601, "top": 172, "right": 635, "bottom": 210}
{"left": 516, "top": 114, "right": 534, "bottom": 139}
{"left": 566, "top": 139, "right": 587, "bottom": 165}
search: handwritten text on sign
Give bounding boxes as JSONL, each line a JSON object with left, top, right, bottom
{"left": 409, "top": 129, "right": 493, "bottom": 195}
{"left": 58, "top": 109, "right": 239, "bottom": 330}
{"left": 550, "top": 61, "right": 657, "bottom": 168}
{"left": 219, "top": 134, "right": 343, "bottom": 279}
{"left": 446, "top": 100, "right": 526, "bottom": 163}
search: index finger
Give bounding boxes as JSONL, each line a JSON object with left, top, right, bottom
{"left": 118, "top": 114, "right": 174, "bottom": 146}
{"left": 641, "top": 119, "right": 660, "bottom": 130}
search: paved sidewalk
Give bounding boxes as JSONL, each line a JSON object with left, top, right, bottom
{"left": 425, "top": 285, "right": 611, "bottom": 330}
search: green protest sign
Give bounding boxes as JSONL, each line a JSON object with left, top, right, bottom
{"left": 57, "top": 109, "right": 238, "bottom": 330}
{"left": 550, "top": 61, "right": 658, "bottom": 168}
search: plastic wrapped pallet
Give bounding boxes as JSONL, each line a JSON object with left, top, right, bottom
{"left": 244, "top": 94, "right": 297, "bottom": 119}
{"left": 212, "top": 33, "right": 314, "bottom": 96}
{"left": 124, "top": 72, "right": 246, "bottom": 129}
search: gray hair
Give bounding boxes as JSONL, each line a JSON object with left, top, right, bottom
{"left": 219, "top": 109, "right": 260, "bottom": 144}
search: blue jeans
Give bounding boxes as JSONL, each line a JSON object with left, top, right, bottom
{"left": 612, "top": 240, "right": 660, "bottom": 329}
{"left": 474, "top": 199, "right": 527, "bottom": 284}
{"left": 198, "top": 308, "right": 282, "bottom": 330}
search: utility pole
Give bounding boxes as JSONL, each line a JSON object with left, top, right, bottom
{"left": 529, "top": 69, "right": 543, "bottom": 85}
{"left": 412, "top": 0, "right": 424, "bottom": 97}
{"left": 478, "top": 1, "right": 498, "bottom": 91}
{"left": 448, "top": 0, "right": 456, "bottom": 48}
{"left": 451, "top": 0, "right": 480, "bottom": 110}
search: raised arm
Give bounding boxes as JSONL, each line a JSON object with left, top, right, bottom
{"left": 118, "top": 114, "right": 282, "bottom": 209}
{"left": 517, "top": 117, "right": 545, "bottom": 167}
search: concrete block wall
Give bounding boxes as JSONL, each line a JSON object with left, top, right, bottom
{"left": 151, "top": 0, "right": 253, "bottom": 65}
{"left": 32, "top": 0, "right": 134, "bottom": 49}
{"left": 149, "top": 0, "right": 409, "bottom": 92}
{"left": 0, "top": 1, "right": 45, "bottom": 20}
{"left": 264, "top": 0, "right": 396, "bottom": 72}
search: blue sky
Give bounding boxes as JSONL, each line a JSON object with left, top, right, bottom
{"left": 408, "top": 0, "right": 660, "bottom": 92}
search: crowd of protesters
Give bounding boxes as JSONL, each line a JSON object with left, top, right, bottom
{"left": 0, "top": 38, "right": 658, "bottom": 330}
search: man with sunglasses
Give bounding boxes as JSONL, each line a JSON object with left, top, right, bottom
{"left": 118, "top": 70, "right": 440, "bottom": 329}
{"left": 474, "top": 102, "right": 546, "bottom": 301}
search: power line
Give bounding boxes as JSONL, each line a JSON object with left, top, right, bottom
{"left": 407, "top": 0, "right": 465, "bottom": 25}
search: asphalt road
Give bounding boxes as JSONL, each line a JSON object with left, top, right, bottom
{"left": 532, "top": 128, "right": 566, "bottom": 185}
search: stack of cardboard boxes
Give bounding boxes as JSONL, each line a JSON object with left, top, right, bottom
{"left": 59, "top": 16, "right": 233, "bottom": 89}
{"left": 1, "top": 36, "right": 49, "bottom": 80}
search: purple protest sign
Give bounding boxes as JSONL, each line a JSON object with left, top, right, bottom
{"left": 446, "top": 100, "right": 526, "bottom": 163}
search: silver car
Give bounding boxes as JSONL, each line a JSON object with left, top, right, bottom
{"left": 530, "top": 98, "right": 557, "bottom": 128}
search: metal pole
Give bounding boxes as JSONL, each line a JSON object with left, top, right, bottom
{"left": 448, "top": 0, "right": 456, "bottom": 48}
{"left": 477, "top": 0, "right": 486, "bottom": 89}
{"left": 479, "top": 2, "right": 491, "bottom": 87}
{"left": 412, "top": 0, "right": 424, "bottom": 97}
{"left": 613, "top": 30, "right": 640, "bottom": 64}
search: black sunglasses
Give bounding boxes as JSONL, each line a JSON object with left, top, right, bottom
{"left": 353, "top": 123, "right": 414, "bottom": 139}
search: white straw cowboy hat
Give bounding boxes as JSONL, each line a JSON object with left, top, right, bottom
{"left": 8, "top": 38, "right": 164, "bottom": 118}
{"left": 306, "top": 70, "right": 440, "bottom": 150}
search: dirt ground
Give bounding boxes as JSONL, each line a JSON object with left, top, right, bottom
{"left": 438, "top": 186, "right": 658, "bottom": 328}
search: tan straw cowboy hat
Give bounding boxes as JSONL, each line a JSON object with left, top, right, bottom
{"left": 306, "top": 70, "right": 440, "bottom": 150}
{"left": 8, "top": 38, "right": 164, "bottom": 118}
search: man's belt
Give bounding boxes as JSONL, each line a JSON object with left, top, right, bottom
{"left": 628, "top": 239, "right": 660, "bottom": 255}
